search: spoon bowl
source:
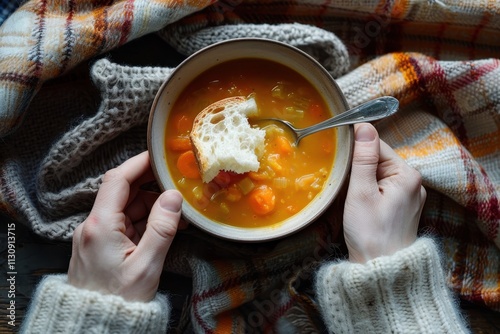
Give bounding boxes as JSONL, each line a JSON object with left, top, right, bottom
{"left": 257, "top": 96, "right": 399, "bottom": 145}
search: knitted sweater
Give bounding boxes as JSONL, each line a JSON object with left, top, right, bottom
{"left": 20, "top": 275, "right": 171, "bottom": 333}
{"left": 315, "top": 238, "right": 469, "bottom": 334}
{"left": 20, "top": 238, "right": 469, "bottom": 333}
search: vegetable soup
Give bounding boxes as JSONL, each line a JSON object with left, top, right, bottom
{"left": 164, "top": 58, "right": 336, "bottom": 228}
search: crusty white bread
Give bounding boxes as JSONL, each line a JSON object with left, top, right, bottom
{"left": 190, "top": 96, "right": 266, "bottom": 183}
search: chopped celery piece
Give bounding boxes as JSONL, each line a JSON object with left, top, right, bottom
{"left": 273, "top": 177, "right": 289, "bottom": 189}
{"left": 237, "top": 177, "right": 255, "bottom": 195}
{"left": 292, "top": 95, "right": 312, "bottom": 110}
{"left": 267, "top": 154, "right": 283, "bottom": 172}
{"left": 295, "top": 174, "right": 316, "bottom": 191}
{"left": 192, "top": 186, "right": 204, "bottom": 200}
{"left": 177, "top": 177, "right": 187, "bottom": 188}
{"left": 283, "top": 106, "right": 304, "bottom": 119}
{"left": 271, "top": 84, "right": 286, "bottom": 99}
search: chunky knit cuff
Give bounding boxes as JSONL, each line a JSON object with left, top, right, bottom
{"left": 21, "top": 275, "right": 170, "bottom": 334}
{"left": 315, "top": 238, "right": 469, "bottom": 334}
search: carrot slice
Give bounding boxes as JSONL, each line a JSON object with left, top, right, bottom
{"left": 177, "top": 150, "right": 200, "bottom": 179}
{"left": 248, "top": 185, "right": 275, "bottom": 215}
{"left": 274, "top": 135, "right": 293, "bottom": 154}
{"left": 168, "top": 137, "right": 192, "bottom": 152}
{"left": 248, "top": 171, "right": 269, "bottom": 181}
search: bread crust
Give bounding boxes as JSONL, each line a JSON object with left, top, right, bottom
{"left": 190, "top": 97, "right": 245, "bottom": 179}
{"left": 189, "top": 96, "right": 265, "bottom": 182}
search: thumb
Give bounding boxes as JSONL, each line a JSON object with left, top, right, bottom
{"left": 133, "top": 189, "right": 183, "bottom": 266}
{"left": 349, "top": 123, "right": 380, "bottom": 194}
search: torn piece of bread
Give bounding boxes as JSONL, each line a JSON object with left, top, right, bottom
{"left": 190, "top": 96, "right": 266, "bottom": 183}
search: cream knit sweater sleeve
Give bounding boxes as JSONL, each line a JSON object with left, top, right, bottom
{"left": 315, "top": 238, "right": 470, "bottom": 334}
{"left": 20, "top": 275, "right": 171, "bottom": 334}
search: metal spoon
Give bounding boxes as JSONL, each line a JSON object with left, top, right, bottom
{"left": 257, "top": 96, "right": 399, "bottom": 145}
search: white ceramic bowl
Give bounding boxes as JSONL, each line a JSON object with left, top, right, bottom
{"left": 148, "top": 38, "right": 353, "bottom": 242}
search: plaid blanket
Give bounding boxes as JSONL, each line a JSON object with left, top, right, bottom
{"left": 1, "top": 0, "right": 499, "bottom": 332}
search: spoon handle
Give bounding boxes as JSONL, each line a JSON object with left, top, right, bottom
{"left": 296, "top": 96, "right": 399, "bottom": 139}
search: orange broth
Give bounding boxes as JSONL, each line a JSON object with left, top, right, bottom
{"left": 164, "top": 58, "right": 336, "bottom": 228}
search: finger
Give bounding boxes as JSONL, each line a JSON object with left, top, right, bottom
{"left": 376, "top": 140, "right": 407, "bottom": 180}
{"left": 125, "top": 167, "right": 157, "bottom": 209}
{"left": 130, "top": 190, "right": 183, "bottom": 266}
{"left": 420, "top": 185, "right": 427, "bottom": 209}
{"left": 128, "top": 214, "right": 187, "bottom": 242}
{"left": 124, "top": 191, "right": 159, "bottom": 223}
{"left": 379, "top": 139, "right": 405, "bottom": 162}
{"left": 348, "top": 123, "right": 381, "bottom": 195}
{"left": 132, "top": 219, "right": 148, "bottom": 239}
{"left": 123, "top": 215, "right": 142, "bottom": 244}
{"left": 92, "top": 151, "right": 151, "bottom": 216}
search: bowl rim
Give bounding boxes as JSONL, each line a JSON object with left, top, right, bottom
{"left": 147, "top": 37, "right": 353, "bottom": 242}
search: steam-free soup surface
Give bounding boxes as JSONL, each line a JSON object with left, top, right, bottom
{"left": 165, "top": 58, "right": 336, "bottom": 228}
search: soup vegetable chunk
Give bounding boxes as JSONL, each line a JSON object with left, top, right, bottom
{"left": 165, "top": 58, "right": 336, "bottom": 228}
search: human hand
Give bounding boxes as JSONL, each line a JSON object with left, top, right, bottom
{"left": 343, "top": 123, "right": 426, "bottom": 263}
{"left": 68, "top": 151, "right": 183, "bottom": 301}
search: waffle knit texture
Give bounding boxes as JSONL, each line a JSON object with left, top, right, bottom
{"left": 315, "top": 238, "right": 469, "bottom": 334}
{"left": 19, "top": 275, "right": 171, "bottom": 334}
{"left": 0, "top": 0, "right": 499, "bottom": 332}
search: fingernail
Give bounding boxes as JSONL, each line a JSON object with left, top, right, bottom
{"left": 160, "top": 191, "right": 182, "bottom": 212}
{"left": 355, "top": 124, "right": 376, "bottom": 142}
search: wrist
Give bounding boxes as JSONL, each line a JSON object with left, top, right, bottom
{"left": 346, "top": 234, "right": 417, "bottom": 263}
